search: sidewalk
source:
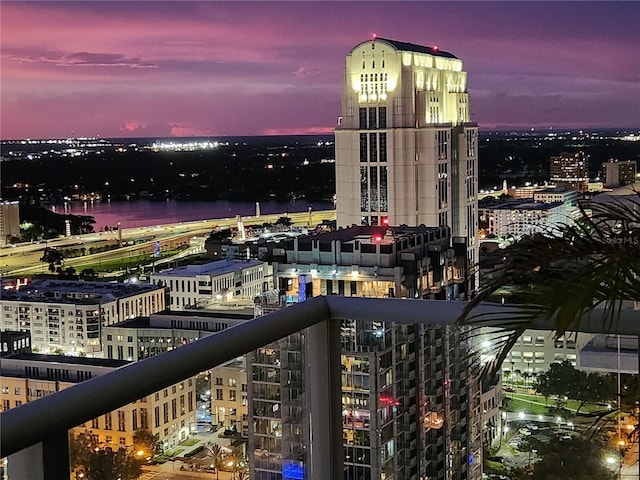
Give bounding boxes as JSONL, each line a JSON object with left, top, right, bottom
{"left": 147, "top": 427, "right": 242, "bottom": 478}
{"left": 169, "top": 426, "right": 235, "bottom": 457}
{"left": 142, "top": 461, "right": 236, "bottom": 479}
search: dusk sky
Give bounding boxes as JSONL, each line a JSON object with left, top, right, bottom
{"left": 2, "top": 1, "right": 639, "bottom": 139}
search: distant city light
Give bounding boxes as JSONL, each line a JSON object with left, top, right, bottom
{"left": 152, "top": 140, "right": 219, "bottom": 151}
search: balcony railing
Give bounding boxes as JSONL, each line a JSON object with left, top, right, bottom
{"left": 2, "top": 296, "right": 639, "bottom": 479}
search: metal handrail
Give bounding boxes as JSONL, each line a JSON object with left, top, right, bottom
{"left": 2, "top": 296, "right": 639, "bottom": 458}
{"left": 0, "top": 297, "right": 330, "bottom": 458}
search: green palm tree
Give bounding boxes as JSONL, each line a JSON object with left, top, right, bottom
{"left": 206, "top": 442, "right": 224, "bottom": 480}
{"left": 458, "top": 192, "right": 640, "bottom": 377}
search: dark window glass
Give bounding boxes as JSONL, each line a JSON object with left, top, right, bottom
{"left": 368, "top": 108, "right": 377, "bottom": 129}
{"left": 370, "top": 166, "right": 378, "bottom": 211}
{"left": 360, "top": 166, "right": 368, "bottom": 212}
{"left": 379, "top": 133, "right": 387, "bottom": 163}
{"left": 378, "top": 107, "right": 387, "bottom": 128}
{"left": 359, "top": 133, "right": 367, "bottom": 162}
{"left": 369, "top": 133, "right": 377, "bottom": 162}
{"left": 359, "top": 108, "right": 367, "bottom": 129}
{"left": 361, "top": 244, "right": 376, "bottom": 253}
{"left": 380, "top": 166, "right": 388, "bottom": 212}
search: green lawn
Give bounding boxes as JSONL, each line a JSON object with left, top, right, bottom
{"left": 508, "top": 392, "right": 609, "bottom": 415}
{"left": 76, "top": 248, "right": 184, "bottom": 273}
{"left": 180, "top": 438, "right": 200, "bottom": 447}
{"left": 161, "top": 447, "right": 185, "bottom": 458}
{"left": 505, "top": 397, "right": 549, "bottom": 415}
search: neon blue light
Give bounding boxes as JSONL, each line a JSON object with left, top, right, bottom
{"left": 283, "top": 462, "right": 305, "bottom": 479}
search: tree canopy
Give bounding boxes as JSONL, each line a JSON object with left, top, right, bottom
{"left": 528, "top": 436, "right": 616, "bottom": 480}
{"left": 40, "top": 247, "right": 65, "bottom": 272}
{"left": 458, "top": 193, "right": 640, "bottom": 377}
{"left": 535, "top": 360, "right": 615, "bottom": 413}
{"left": 69, "top": 430, "right": 144, "bottom": 480}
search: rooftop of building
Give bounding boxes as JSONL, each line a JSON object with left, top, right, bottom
{"left": 592, "top": 181, "right": 640, "bottom": 202}
{"left": 603, "top": 159, "right": 636, "bottom": 164}
{"left": 2, "top": 352, "right": 130, "bottom": 369}
{"left": 152, "top": 310, "right": 253, "bottom": 320}
{"left": 1, "top": 279, "right": 164, "bottom": 304}
{"left": 535, "top": 187, "right": 577, "bottom": 194}
{"left": 298, "top": 225, "right": 450, "bottom": 244}
{"left": 369, "top": 37, "right": 458, "bottom": 59}
{"left": 0, "top": 331, "right": 30, "bottom": 341}
{"left": 104, "top": 310, "right": 253, "bottom": 329}
{"left": 479, "top": 198, "right": 564, "bottom": 210}
{"left": 152, "top": 259, "right": 264, "bottom": 278}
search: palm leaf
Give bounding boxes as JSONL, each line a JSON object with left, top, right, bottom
{"left": 459, "top": 192, "right": 640, "bottom": 377}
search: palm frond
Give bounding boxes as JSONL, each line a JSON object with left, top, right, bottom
{"left": 459, "top": 192, "right": 640, "bottom": 377}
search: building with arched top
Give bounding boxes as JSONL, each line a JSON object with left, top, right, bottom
{"left": 335, "top": 37, "right": 478, "bottom": 292}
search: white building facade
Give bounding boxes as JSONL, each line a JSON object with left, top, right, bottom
{"left": 151, "top": 260, "right": 269, "bottom": 310}
{"left": 0, "top": 280, "right": 166, "bottom": 355}
{"left": 0, "top": 354, "right": 196, "bottom": 450}
{"left": 335, "top": 37, "right": 478, "bottom": 286}
{"left": 502, "top": 330, "right": 593, "bottom": 382}
{"left": 479, "top": 200, "right": 567, "bottom": 240}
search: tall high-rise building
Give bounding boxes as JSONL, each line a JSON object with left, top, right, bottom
{"left": 602, "top": 159, "right": 637, "bottom": 188}
{"left": 549, "top": 151, "right": 589, "bottom": 192}
{"left": 248, "top": 226, "right": 482, "bottom": 480}
{"left": 335, "top": 37, "right": 478, "bottom": 281}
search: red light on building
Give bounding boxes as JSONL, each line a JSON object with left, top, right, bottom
{"left": 381, "top": 216, "right": 389, "bottom": 225}
{"left": 433, "top": 45, "right": 439, "bottom": 51}
{"left": 374, "top": 235, "right": 382, "bottom": 242}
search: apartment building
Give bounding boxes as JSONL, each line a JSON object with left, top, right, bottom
{"left": 0, "top": 353, "right": 196, "bottom": 449}
{"left": 151, "top": 259, "right": 270, "bottom": 310}
{"left": 0, "top": 279, "right": 166, "bottom": 355}
{"left": 249, "top": 225, "right": 482, "bottom": 480}
{"left": 334, "top": 37, "right": 478, "bottom": 287}
{"left": 103, "top": 310, "right": 252, "bottom": 437}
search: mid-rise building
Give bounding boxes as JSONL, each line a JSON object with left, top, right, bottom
{"left": 103, "top": 310, "right": 252, "bottom": 436}
{"left": 334, "top": 37, "right": 478, "bottom": 284}
{"left": 249, "top": 226, "right": 482, "bottom": 480}
{"left": 0, "top": 279, "right": 166, "bottom": 355}
{"left": 502, "top": 330, "right": 592, "bottom": 381}
{"left": 0, "top": 200, "right": 20, "bottom": 246}
{"left": 549, "top": 151, "right": 589, "bottom": 193}
{"left": 478, "top": 199, "right": 567, "bottom": 240}
{"left": 102, "top": 310, "right": 251, "bottom": 361}
{"left": 210, "top": 359, "right": 249, "bottom": 435}
{"left": 0, "top": 353, "right": 196, "bottom": 449}
{"left": 272, "top": 225, "right": 468, "bottom": 301}
{"left": 602, "top": 159, "right": 637, "bottom": 188}
{"left": 507, "top": 185, "right": 548, "bottom": 199}
{"left": 151, "top": 260, "right": 270, "bottom": 310}
{"left": 532, "top": 187, "right": 579, "bottom": 207}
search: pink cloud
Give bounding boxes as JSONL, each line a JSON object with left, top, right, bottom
{"left": 5, "top": 51, "right": 156, "bottom": 69}
{"left": 293, "top": 67, "right": 321, "bottom": 79}
{"left": 123, "top": 120, "right": 147, "bottom": 133}
{"left": 262, "top": 126, "right": 335, "bottom": 136}
{"left": 169, "top": 124, "right": 209, "bottom": 137}
{"left": 1, "top": 1, "right": 637, "bottom": 139}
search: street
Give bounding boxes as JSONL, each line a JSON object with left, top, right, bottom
{"left": 0, "top": 209, "right": 336, "bottom": 277}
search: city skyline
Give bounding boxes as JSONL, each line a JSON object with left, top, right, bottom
{"left": 2, "top": 1, "right": 639, "bottom": 139}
